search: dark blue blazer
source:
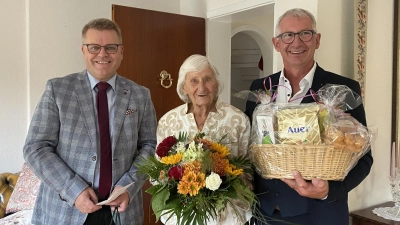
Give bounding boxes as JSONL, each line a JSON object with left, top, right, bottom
{"left": 245, "top": 65, "right": 373, "bottom": 225}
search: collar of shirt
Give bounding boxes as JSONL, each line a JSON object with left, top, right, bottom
{"left": 87, "top": 71, "right": 117, "bottom": 91}
{"left": 276, "top": 62, "right": 317, "bottom": 104}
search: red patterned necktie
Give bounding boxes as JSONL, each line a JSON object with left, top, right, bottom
{"left": 96, "top": 82, "right": 112, "bottom": 198}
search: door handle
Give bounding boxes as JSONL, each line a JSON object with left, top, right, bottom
{"left": 160, "top": 70, "right": 173, "bottom": 88}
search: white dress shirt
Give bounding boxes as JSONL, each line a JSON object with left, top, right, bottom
{"left": 276, "top": 62, "right": 317, "bottom": 104}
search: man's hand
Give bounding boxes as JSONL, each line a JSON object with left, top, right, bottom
{"left": 107, "top": 185, "right": 130, "bottom": 212}
{"left": 281, "top": 170, "right": 329, "bottom": 199}
{"left": 75, "top": 187, "right": 102, "bottom": 214}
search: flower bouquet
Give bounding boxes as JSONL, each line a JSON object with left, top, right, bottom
{"left": 137, "top": 132, "right": 258, "bottom": 225}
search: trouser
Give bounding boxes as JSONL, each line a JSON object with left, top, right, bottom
{"left": 253, "top": 209, "right": 313, "bottom": 225}
{"left": 83, "top": 205, "right": 115, "bottom": 225}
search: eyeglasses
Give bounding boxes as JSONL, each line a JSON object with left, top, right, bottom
{"left": 83, "top": 44, "right": 121, "bottom": 54}
{"left": 276, "top": 30, "right": 316, "bottom": 44}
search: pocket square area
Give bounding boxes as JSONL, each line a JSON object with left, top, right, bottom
{"left": 125, "top": 109, "right": 135, "bottom": 115}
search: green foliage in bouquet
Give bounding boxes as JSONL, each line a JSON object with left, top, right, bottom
{"left": 136, "top": 132, "right": 259, "bottom": 225}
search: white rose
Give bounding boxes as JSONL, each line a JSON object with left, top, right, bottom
{"left": 206, "top": 172, "right": 222, "bottom": 191}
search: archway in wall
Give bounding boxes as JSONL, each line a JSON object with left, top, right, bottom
{"left": 230, "top": 26, "right": 272, "bottom": 112}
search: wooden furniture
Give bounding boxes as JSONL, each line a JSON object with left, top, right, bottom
{"left": 350, "top": 202, "right": 400, "bottom": 225}
{"left": 0, "top": 172, "right": 19, "bottom": 218}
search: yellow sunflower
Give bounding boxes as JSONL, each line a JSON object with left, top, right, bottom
{"left": 210, "top": 142, "right": 230, "bottom": 157}
{"left": 161, "top": 153, "right": 183, "bottom": 165}
{"left": 226, "top": 164, "right": 243, "bottom": 176}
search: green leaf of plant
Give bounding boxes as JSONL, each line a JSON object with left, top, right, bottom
{"left": 145, "top": 184, "right": 163, "bottom": 195}
{"left": 151, "top": 186, "right": 170, "bottom": 221}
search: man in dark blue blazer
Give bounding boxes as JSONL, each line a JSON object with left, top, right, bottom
{"left": 245, "top": 8, "right": 373, "bottom": 225}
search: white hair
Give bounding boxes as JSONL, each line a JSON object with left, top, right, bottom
{"left": 176, "top": 54, "right": 224, "bottom": 103}
{"left": 275, "top": 8, "right": 317, "bottom": 36}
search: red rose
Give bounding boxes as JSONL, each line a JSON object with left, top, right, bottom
{"left": 156, "top": 136, "right": 177, "bottom": 157}
{"left": 156, "top": 146, "right": 170, "bottom": 158}
{"left": 168, "top": 165, "right": 184, "bottom": 180}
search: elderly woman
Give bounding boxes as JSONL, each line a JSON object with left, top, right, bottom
{"left": 157, "top": 54, "right": 252, "bottom": 225}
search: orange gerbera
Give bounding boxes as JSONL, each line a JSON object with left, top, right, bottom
{"left": 195, "top": 172, "right": 206, "bottom": 188}
{"left": 179, "top": 170, "right": 203, "bottom": 196}
{"left": 177, "top": 181, "right": 190, "bottom": 195}
{"left": 188, "top": 181, "right": 201, "bottom": 196}
{"left": 181, "top": 171, "right": 197, "bottom": 183}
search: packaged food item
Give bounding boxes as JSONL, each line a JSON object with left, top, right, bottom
{"left": 256, "top": 114, "right": 276, "bottom": 144}
{"left": 276, "top": 104, "right": 321, "bottom": 144}
{"left": 322, "top": 116, "right": 369, "bottom": 153}
{"left": 251, "top": 103, "right": 277, "bottom": 145}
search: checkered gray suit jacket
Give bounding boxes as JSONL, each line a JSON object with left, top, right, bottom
{"left": 23, "top": 70, "right": 157, "bottom": 225}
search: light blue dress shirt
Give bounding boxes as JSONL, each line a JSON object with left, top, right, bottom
{"left": 87, "top": 72, "right": 117, "bottom": 189}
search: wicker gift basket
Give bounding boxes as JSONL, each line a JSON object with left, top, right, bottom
{"left": 251, "top": 144, "right": 360, "bottom": 180}
{"left": 248, "top": 84, "right": 373, "bottom": 181}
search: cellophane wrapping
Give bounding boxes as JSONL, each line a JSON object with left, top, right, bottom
{"left": 249, "top": 84, "right": 373, "bottom": 180}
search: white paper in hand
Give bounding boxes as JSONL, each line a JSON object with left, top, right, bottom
{"left": 96, "top": 182, "right": 134, "bottom": 205}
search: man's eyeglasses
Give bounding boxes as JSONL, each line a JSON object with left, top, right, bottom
{"left": 83, "top": 44, "right": 121, "bottom": 54}
{"left": 276, "top": 30, "right": 316, "bottom": 44}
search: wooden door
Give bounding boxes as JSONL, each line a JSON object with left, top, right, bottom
{"left": 112, "top": 5, "right": 205, "bottom": 225}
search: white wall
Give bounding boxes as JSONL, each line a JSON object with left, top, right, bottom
{"left": 349, "top": 0, "right": 394, "bottom": 210}
{"left": 318, "top": 0, "right": 354, "bottom": 77}
{"left": 180, "top": 0, "right": 206, "bottom": 17}
{"left": 0, "top": 1, "right": 27, "bottom": 173}
{"left": 206, "top": 0, "right": 245, "bottom": 11}
{"left": 207, "top": 20, "right": 232, "bottom": 102}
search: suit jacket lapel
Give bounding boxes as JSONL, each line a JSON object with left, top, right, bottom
{"left": 270, "top": 73, "right": 280, "bottom": 93}
{"left": 264, "top": 73, "right": 280, "bottom": 103}
{"left": 76, "top": 71, "right": 97, "bottom": 147}
{"left": 301, "top": 64, "right": 328, "bottom": 103}
{"left": 112, "top": 75, "right": 130, "bottom": 149}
